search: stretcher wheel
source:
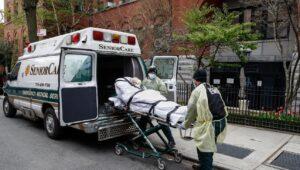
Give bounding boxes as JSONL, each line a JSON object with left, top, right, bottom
{"left": 174, "top": 152, "right": 183, "bottom": 163}
{"left": 114, "top": 145, "right": 124, "bottom": 156}
{"left": 157, "top": 158, "right": 166, "bottom": 170}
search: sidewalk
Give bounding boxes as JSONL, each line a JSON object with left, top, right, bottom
{"left": 150, "top": 124, "right": 300, "bottom": 170}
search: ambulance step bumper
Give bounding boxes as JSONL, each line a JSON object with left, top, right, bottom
{"left": 98, "top": 123, "right": 138, "bottom": 141}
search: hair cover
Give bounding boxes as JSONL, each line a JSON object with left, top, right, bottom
{"left": 193, "top": 69, "right": 207, "bottom": 82}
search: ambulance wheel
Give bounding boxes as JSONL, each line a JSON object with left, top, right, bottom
{"left": 115, "top": 145, "right": 124, "bottom": 156}
{"left": 44, "top": 108, "right": 62, "bottom": 139}
{"left": 157, "top": 159, "right": 166, "bottom": 170}
{"left": 3, "top": 97, "right": 17, "bottom": 118}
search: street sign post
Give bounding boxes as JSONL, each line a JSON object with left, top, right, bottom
{"left": 37, "top": 29, "right": 47, "bottom": 37}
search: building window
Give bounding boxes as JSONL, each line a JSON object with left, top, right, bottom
{"left": 120, "top": 0, "right": 132, "bottom": 4}
{"left": 230, "top": 6, "right": 289, "bottom": 40}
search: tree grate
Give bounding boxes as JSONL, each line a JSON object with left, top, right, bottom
{"left": 217, "top": 143, "right": 253, "bottom": 159}
{"left": 271, "top": 151, "right": 300, "bottom": 170}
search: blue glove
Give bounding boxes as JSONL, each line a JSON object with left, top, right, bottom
{"left": 178, "top": 122, "right": 186, "bottom": 130}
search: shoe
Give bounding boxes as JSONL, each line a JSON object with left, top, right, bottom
{"left": 168, "top": 141, "right": 176, "bottom": 148}
{"left": 192, "top": 164, "right": 200, "bottom": 170}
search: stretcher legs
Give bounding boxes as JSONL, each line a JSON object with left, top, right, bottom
{"left": 114, "top": 113, "right": 182, "bottom": 170}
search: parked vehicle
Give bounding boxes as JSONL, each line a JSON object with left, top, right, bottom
{"left": 2, "top": 27, "right": 147, "bottom": 140}
{"left": 151, "top": 56, "right": 178, "bottom": 102}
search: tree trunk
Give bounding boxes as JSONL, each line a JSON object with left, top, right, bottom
{"left": 23, "top": 0, "right": 39, "bottom": 43}
{"left": 206, "top": 66, "right": 211, "bottom": 83}
{"left": 239, "top": 67, "right": 246, "bottom": 99}
{"left": 50, "top": 0, "right": 61, "bottom": 35}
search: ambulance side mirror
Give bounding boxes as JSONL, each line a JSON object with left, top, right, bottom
{"left": 7, "top": 73, "right": 16, "bottom": 81}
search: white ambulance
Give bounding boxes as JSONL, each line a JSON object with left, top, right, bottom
{"left": 2, "top": 27, "right": 151, "bottom": 140}
{"left": 3, "top": 27, "right": 179, "bottom": 141}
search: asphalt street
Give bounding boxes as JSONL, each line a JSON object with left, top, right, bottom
{"left": 0, "top": 100, "right": 192, "bottom": 170}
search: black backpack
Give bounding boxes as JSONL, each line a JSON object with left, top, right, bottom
{"left": 204, "top": 84, "right": 226, "bottom": 120}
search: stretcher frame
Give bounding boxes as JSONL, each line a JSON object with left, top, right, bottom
{"left": 114, "top": 110, "right": 183, "bottom": 170}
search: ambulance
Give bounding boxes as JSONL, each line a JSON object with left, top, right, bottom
{"left": 2, "top": 27, "right": 178, "bottom": 141}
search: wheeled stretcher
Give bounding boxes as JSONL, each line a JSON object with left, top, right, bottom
{"left": 110, "top": 77, "right": 189, "bottom": 169}
{"left": 114, "top": 108, "right": 183, "bottom": 170}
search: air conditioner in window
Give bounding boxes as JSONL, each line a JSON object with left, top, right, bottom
{"left": 105, "top": 2, "right": 116, "bottom": 8}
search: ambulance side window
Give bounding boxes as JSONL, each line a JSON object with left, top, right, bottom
{"left": 10, "top": 62, "right": 21, "bottom": 81}
{"left": 153, "top": 58, "right": 175, "bottom": 79}
{"left": 63, "top": 54, "right": 92, "bottom": 82}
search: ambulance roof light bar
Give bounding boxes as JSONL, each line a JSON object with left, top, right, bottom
{"left": 92, "top": 31, "right": 136, "bottom": 45}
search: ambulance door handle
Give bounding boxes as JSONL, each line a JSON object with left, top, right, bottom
{"left": 167, "top": 84, "right": 174, "bottom": 91}
{"left": 78, "top": 82, "right": 85, "bottom": 86}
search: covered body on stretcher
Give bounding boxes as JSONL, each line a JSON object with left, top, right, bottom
{"left": 109, "top": 77, "right": 188, "bottom": 126}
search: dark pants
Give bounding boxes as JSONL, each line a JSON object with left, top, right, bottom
{"left": 139, "top": 116, "right": 175, "bottom": 143}
{"left": 196, "top": 118, "right": 226, "bottom": 170}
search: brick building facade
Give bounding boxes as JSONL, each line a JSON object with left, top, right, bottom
{"left": 3, "top": 0, "right": 25, "bottom": 55}
{"left": 90, "top": 0, "right": 210, "bottom": 58}
{"left": 3, "top": 0, "right": 218, "bottom": 58}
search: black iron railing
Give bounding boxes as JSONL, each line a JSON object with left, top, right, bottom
{"left": 177, "top": 83, "right": 300, "bottom": 133}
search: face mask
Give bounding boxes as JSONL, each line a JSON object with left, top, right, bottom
{"left": 192, "top": 81, "right": 197, "bottom": 88}
{"left": 148, "top": 73, "right": 156, "bottom": 80}
{"left": 193, "top": 80, "right": 200, "bottom": 88}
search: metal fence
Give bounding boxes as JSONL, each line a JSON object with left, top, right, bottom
{"left": 177, "top": 83, "right": 300, "bottom": 133}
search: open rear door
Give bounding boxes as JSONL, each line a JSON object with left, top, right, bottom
{"left": 151, "top": 56, "right": 178, "bottom": 102}
{"left": 59, "top": 49, "right": 98, "bottom": 125}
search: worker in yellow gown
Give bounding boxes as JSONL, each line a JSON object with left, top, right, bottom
{"left": 182, "top": 69, "right": 227, "bottom": 170}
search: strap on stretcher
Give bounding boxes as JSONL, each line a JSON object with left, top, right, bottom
{"left": 166, "top": 106, "right": 180, "bottom": 123}
{"left": 127, "top": 94, "right": 180, "bottom": 124}
{"left": 126, "top": 90, "right": 143, "bottom": 110}
{"left": 148, "top": 100, "right": 166, "bottom": 115}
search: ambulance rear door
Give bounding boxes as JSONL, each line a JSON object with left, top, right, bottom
{"left": 59, "top": 49, "right": 98, "bottom": 125}
{"left": 151, "top": 56, "right": 178, "bottom": 102}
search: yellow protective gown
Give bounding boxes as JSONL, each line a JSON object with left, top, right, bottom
{"left": 183, "top": 83, "right": 228, "bottom": 153}
{"left": 142, "top": 77, "right": 168, "bottom": 95}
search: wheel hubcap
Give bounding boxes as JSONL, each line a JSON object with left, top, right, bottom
{"left": 4, "top": 100, "right": 9, "bottom": 114}
{"left": 46, "top": 115, "right": 55, "bottom": 134}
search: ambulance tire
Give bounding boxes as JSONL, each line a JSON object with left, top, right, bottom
{"left": 44, "top": 108, "right": 63, "bottom": 139}
{"left": 3, "top": 97, "right": 17, "bottom": 118}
